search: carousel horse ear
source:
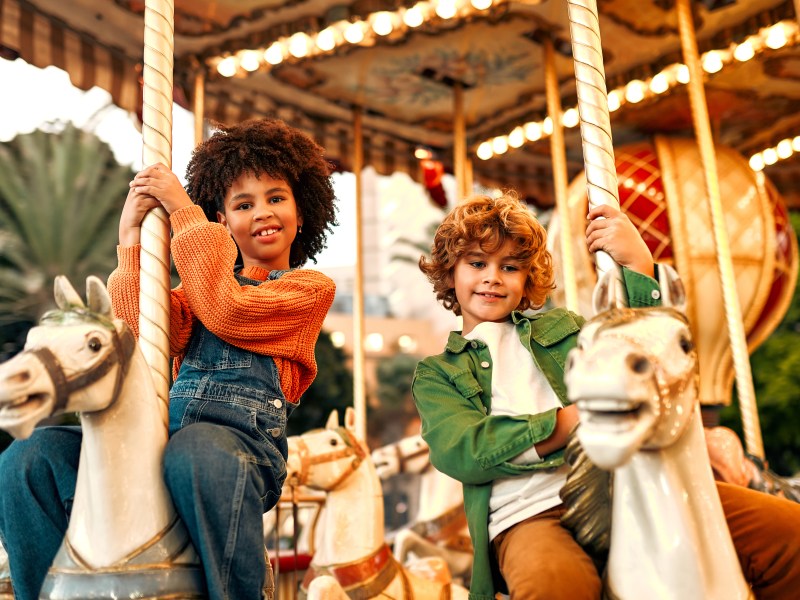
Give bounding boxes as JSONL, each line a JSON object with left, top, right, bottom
{"left": 656, "top": 264, "right": 687, "bottom": 312}
{"left": 86, "top": 276, "right": 113, "bottom": 318}
{"left": 54, "top": 276, "right": 85, "bottom": 310}
{"left": 343, "top": 407, "right": 356, "bottom": 434}
{"left": 325, "top": 410, "right": 339, "bottom": 430}
{"left": 591, "top": 269, "right": 628, "bottom": 316}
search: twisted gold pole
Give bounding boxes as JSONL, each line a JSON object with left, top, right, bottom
{"left": 353, "top": 107, "right": 367, "bottom": 442}
{"left": 544, "top": 37, "right": 579, "bottom": 313}
{"left": 566, "top": 0, "right": 625, "bottom": 306}
{"left": 140, "top": 0, "right": 174, "bottom": 416}
{"left": 676, "top": 0, "right": 763, "bottom": 458}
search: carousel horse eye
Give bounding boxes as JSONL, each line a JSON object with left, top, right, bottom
{"left": 679, "top": 335, "right": 694, "bottom": 354}
{"left": 329, "top": 438, "right": 338, "bottom": 447}
{"left": 87, "top": 337, "right": 103, "bottom": 352}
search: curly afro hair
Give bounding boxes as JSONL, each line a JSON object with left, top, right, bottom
{"left": 419, "top": 192, "right": 555, "bottom": 315}
{"left": 185, "top": 118, "right": 337, "bottom": 268}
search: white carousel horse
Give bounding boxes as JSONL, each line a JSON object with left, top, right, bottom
{"left": 371, "top": 435, "right": 473, "bottom": 583}
{"left": 561, "top": 268, "right": 751, "bottom": 600}
{"left": 0, "top": 276, "right": 204, "bottom": 598}
{"left": 287, "top": 408, "right": 469, "bottom": 600}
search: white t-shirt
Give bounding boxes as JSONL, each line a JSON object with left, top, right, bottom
{"left": 465, "top": 319, "right": 568, "bottom": 540}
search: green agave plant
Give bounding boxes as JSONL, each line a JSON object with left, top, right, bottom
{"left": 0, "top": 123, "right": 134, "bottom": 348}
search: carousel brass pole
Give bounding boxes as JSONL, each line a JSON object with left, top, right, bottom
{"left": 140, "top": 0, "right": 174, "bottom": 418}
{"left": 676, "top": 0, "right": 764, "bottom": 458}
{"left": 565, "top": 0, "right": 625, "bottom": 305}
{"left": 352, "top": 107, "right": 367, "bottom": 441}
{"left": 544, "top": 36, "right": 579, "bottom": 313}
{"left": 193, "top": 66, "right": 205, "bottom": 147}
{"left": 453, "top": 82, "right": 468, "bottom": 200}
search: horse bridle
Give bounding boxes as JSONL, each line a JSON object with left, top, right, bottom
{"left": 24, "top": 320, "right": 137, "bottom": 414}
{"left": 289, "top": 427, "right": 367, "bottom": 491}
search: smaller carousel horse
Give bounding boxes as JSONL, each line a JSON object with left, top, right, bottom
{"left": 287, "top": 408, "right": 469, "bottom": 600}
{"left": 0, "top": 276, "right": 204, "bottom": 599}
{"left": 561, "top": 268, "right": 751, "bottom": 600}
{"left": 371, "top": 435, "right": 473, "bottom": 584}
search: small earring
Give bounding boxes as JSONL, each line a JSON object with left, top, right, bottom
{"left": 298, "top": 225, "right": 302, "bottom": 234}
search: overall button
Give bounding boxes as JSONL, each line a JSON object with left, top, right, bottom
{"left": 470, "top": 341, "right": 478, "bottom": 348}
{"left": 273, "top": 399, "right": 283, "bottom": 409}
{"left": 270, "top": 428, "right": 282, "bottom": 437}
{"left": 480, "top": 361, "right": 490, "bottom": 368}
{"left": 651, "top": 289, "right": 661, "bottom": 300}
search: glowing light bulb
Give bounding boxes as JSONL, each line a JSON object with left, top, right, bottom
{"left": 316, "top": 27, "right": 337, "bottom": 51}
{"left": 776, "top": 139, "right": 793, "bottom": 159}
{"left": 344, "top": 22, "right": 365, "bottom": 44}
{"left": 289, "top": 32, "right": 310, "bottom": 58}
{"left": 650, "top": 72, "right": 669, "bottom": 94}
{"left": 562, "top": 107, "right": 579, "bottom": 128}
{"left": 524, "top": 122, "right": 542, "bottom": 141}
{"left": 762, "top": 147, "right": 778, "bottom": 165}
{"left": 702, "top": 51, "right": 723, "bottom": 74}
{"left": 542, "top": 117, "right": 553, "bottom": 135}
{"left": 749, "top": 153, "right": 765, "bottom": 171}
{"left": 508, "top": 126, "right": 525, "bottom": 148}
{"left": 239, "top": 50, "right": 260, "bottom": 72}
{"left": 216, "top": 57, "right": 237, "bottom": 77}
{"left": 471, "top": 0, "right": 492, "bottom": 9}
{"left": 476, "top": 141, "right": 493, "bottom": 160}
{"left": 733, "top": 39, "right": 755, "bottom": 62}
{"left": 625, "top": 80, "right": 646, "bottom": 103}
{"left": 676, "top": 64, "right": 690, "bottom": 84}
{"left": 436, "top": 0, "right": 457, "bottom": 19}
{"left": 792, "top": 136, "right": 800, "bottom": 152}
{"left": 765, "top": 23, "right": 787, "bottom": 50}
{"left": 265, "top": 42, "right": 284, "bottom": 65}
{"left": 404, "top": 5, "right": 424, "bottom": 27}
{"left": 607, "top": 90, "right": 621, "bottom": 111}
{"left": 492, "top": 136, "right": 509, "bottom": 155}
{"left": 372, "top": 12, "right": 394, "bottom": 36}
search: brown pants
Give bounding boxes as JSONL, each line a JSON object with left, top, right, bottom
{"left": 492, "top": 482, "right": 800, "bottom": 600}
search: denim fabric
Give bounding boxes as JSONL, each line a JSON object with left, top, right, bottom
{"left": 0, "top": 271, "right": 294, "bottom": 600}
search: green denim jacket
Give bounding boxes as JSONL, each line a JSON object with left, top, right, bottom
{"left": 411, "top": 269, "right": 661, "bottom": 600}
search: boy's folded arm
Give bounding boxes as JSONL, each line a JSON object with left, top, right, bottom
{"left": 413, "top": 368, "right": 560, "bottom": 485}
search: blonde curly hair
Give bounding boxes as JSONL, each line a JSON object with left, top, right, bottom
{"left": 419, "top": 193, "right": 555, "bottom": 315}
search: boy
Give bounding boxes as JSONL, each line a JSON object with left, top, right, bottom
{"left": 412, "top": 193, "right": 800, "bottom": 600}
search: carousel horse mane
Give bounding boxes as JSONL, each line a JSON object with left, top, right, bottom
{"left": 559, "top": 427, "right": 611, "bottom": 565}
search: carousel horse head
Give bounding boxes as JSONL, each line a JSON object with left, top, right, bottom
{"left": 0, "top": 275, "right": 136, "bottom": 440}
{"left": 564, "top": 265, "right": 695, "bottom": 470}
{"left": 286, "top": 407, "right": 369, "bottom": 492}
{"left": 371, "top": 433, "right": 430, "bottom": 480}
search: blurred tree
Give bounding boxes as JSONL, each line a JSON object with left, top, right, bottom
{"left": 721, "top": 211, "right": 800, "bottom": 476}
{"left": 371, "top": 353, "right": 421, "bottom": 447}
{"left": 289, "top": 331, "right": 354, "bottom": 436}
{"left": 0, "top": 124, "right": 133, "bottom": 354}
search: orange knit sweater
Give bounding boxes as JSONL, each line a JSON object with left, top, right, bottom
{"left": 107, "top": 204, "right": 336, "bottom": 404}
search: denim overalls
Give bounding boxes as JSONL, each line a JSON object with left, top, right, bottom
{"left": 160, "top": 270, "right": 295, "bottom": 598}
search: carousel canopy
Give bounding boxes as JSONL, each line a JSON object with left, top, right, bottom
{"left": 1, "top": 0, "right": 798, "bottom": 207}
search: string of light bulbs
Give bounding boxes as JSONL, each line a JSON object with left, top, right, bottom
{"left": 211, "top": 0, "right": 502, "bottom": 77}
{"left": 475, "top": 19, "right": 799, "bottom": 162}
